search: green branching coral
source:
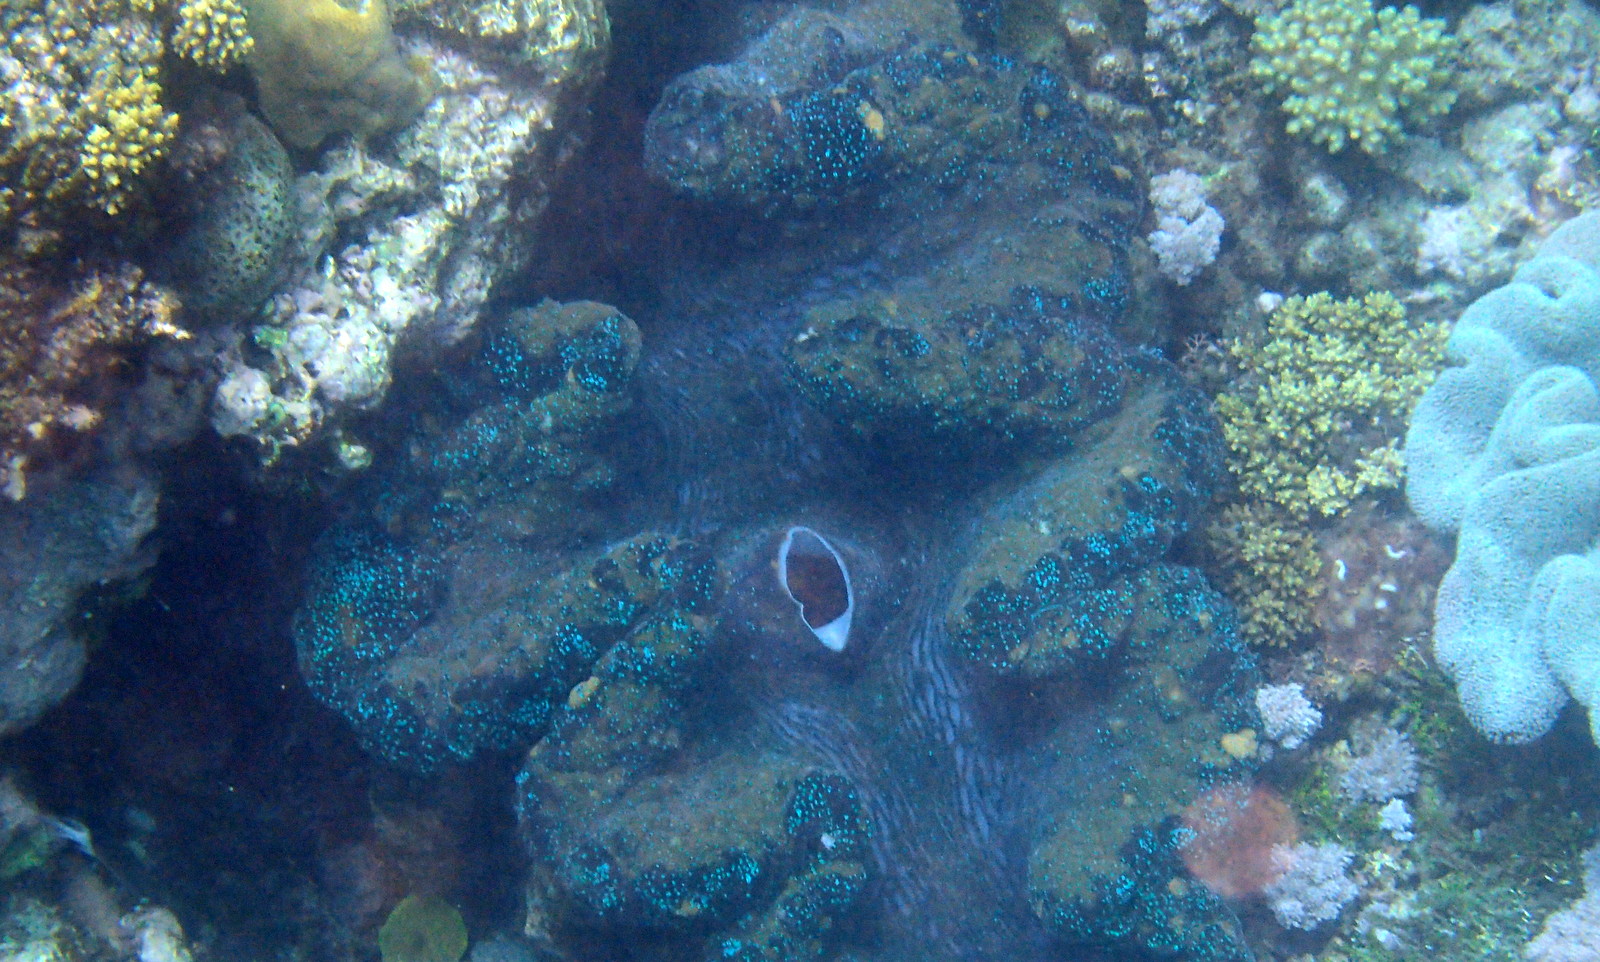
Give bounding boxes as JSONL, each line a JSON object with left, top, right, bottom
{"left": 1215, "top": 291, "right": 1446, "bottom": 521}
{"left": 1250, "top": 0, "right": 1456, "bottom": 155}
{"left": 1208, "top": 292, "right": 1444, "bottom": 646}
{"left": 1208, "top": 503, "right": 1325, "bottom": 647}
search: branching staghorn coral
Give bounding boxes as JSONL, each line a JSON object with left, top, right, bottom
{"left": 1208, "top": 502, "right": 1326, "bottom": 648}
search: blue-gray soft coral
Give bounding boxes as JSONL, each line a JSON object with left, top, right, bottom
{"left": 1404, "top": 211, "right": 1600, "bottom": 745}
{"left": 293, "top": 15, "right": 1261, "bottom": 962}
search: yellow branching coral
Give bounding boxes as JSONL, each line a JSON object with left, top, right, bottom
{"left": 77, "top": 60, "right": 179, "bottom": 215}
{"left": 1208, "top": 503, "right": 1325, "bottom": 647}
{"left": 1251, "top": 0, "right": 1456, "bottom": 155}
{"left": 1, "top": 3, "right": 180, "bottom": 220}
{"left": 170, "top": 0, "right": 254, "bottom": 69}
{"left": 0, "top": 0, "right": 259, "bottom": 226}
{"left": 1215, "top": 291, "right": 1446, "bottom": 520}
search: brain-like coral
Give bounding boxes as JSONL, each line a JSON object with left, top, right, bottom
{"left": 242, "top": 0, "right": 433, "bottom": 150}
{"left": 161, "top": 96, "right": 294, "bottom": 323}
{"left": 1250, "top": 0, "right": 1456, "bottom": 155}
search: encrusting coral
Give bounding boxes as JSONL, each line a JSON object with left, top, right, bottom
{"left": 1250, "top": 0, "right": 1457, "bottom": 155}
{"left": 391, "top": 0, "right": 609, "bottom": 76}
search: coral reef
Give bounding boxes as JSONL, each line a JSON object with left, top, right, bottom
{"left": 1205, "top": 292, "right": 1445, "bottom": 647}
{"left": 213, "top": 24, "right": 607, "bottom": 457}
{"left": 1207, "top": 502, "right": 1325, "bottom": 647}
{"left": 0, "top": 0, "right": 257, "bottom": 228}
{"left": 1249, "top": 0, "right": 1456, "bottom": 155}
{"left": 392, "top": 0, "right": 609, "bottom": 75}
{"left": 0, "top": 465, "right": 158, "bottom": 736}
{"left": 159, "top": 94, "right": 294, "bottom": 324}
{"left": 0, "top": 259, "right": 184, "bottom": 497}
{"left": 1404, "top": 211, "right": 1600, "bottom": 745}
{"left": 1179, "top": 784, "right": 1300, "bottom": 899}
{"left": 11, "top": 0, "right": 1600, "bottom": 958}
{"left": 1311, "top": 508, "right": 1450, "bottom": 675}
{"left": 169, "top": 0, "right": 253, "bottom": 69}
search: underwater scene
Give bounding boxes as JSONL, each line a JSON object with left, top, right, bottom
{"left": 3, "top": 0, "right": 1600, "bottom": 960}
